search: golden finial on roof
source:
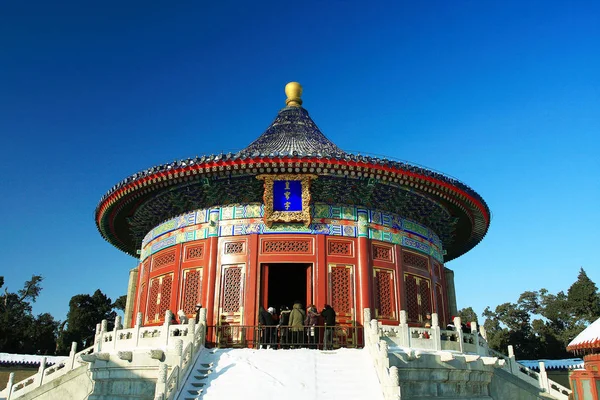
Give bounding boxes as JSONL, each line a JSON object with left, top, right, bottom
{"left": 285, "top": 82, "right": 303, "bottom": 107}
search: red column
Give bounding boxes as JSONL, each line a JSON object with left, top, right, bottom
{"left": 205, "top": 236, "right": 219, "bottom": 327}
{"left": 356, "top": 237, "right": 372, "bottom": 326}
{"left": 315, "top": 235, "right": 327, "bottom": 309}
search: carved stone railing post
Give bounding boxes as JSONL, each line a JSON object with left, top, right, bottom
{"left": 155, "top": 362, "right": 168, "bottom": 400}
{"left": 538, "top": 361, "right": 550, "bottom": 392}
{"left": 370, "top": 319, "right": 379, "bottom": 348}
{"left": 188, "top": 318, "right": 197, "bottom": 351}
{"left": 94, "top": 322, "right": 102, "bottom": 349}
{"left": 135, "top": 312, "right": 143, "bottom": 347}
{"left": 454, "top": 316, "right": 464, "bottom": 353}
{"left": 113, "top": 315, "right": 122, "bottom": 350}
{"left": 364, "top": 308, "right": 372, "bottom": 326}
{"left": 6, "top": 372, "right": 14, "bottom": 400}
{"left": 399, "top": 310, "right": 410, "bottom": 347}
{"left": 507, "top": 345, "right": 518, "bottom": 374}
{"left": 95, "top": 320, "right": 108, "bottom": 352}
{"left": 174, "top": 339, "right": 184, "bottom": 369}
{"left": 68, "top": 342, "right": 78, "bottom": 370}
{"left": 36, "top": 357, "right": 46, "bottom": 387}
{"left": 479, "top": 324, "right": 487, "bottom": 340}
{"left": 389, "top": 366, "right": 399, "bottom": 386}
{"left": 379, "top": 340, "right": 389, "bottom": 378}
{"left": 471, "top": 321, "right": 480, "bottom": 354}
{"left": 389, "top": 366, "right": 401, "bottom": 400}
{"left": 432, "top": 313, "right": 441, "bottom": 350}
{"left": 163, "top": 310, "right": 172, "bottom": 346}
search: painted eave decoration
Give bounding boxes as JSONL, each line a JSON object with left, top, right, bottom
{"left": 567, "top": 317, "right": 600, "bottom": 352}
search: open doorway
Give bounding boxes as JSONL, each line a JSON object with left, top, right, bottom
{"left": 261, "top": 263, "right": 311, "bottom": 312}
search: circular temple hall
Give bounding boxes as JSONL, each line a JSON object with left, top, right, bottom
{"left": 95, "top": 82, "right": 490, "bottom": 341}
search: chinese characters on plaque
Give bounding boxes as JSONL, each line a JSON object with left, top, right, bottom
{"left": 257, "top": 174, "right": 317, "bottom": 227}
{"left": 273, "top": 180, "right": 302, "bottom": 212}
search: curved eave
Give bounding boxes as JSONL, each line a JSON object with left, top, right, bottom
{"left": 567, "top": 339, "right": 600, "bottom": 352}
{"left": 96, "top": 155, "right": 490, "bottom": 259}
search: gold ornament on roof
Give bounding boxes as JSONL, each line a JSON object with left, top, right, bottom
{"left": 285, "top": 82, "right": 303, "bottom": 107}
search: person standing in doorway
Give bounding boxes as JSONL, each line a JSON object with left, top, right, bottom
{"left": 321, "top": 304, "right": 336, "bottom": 350}
{"left": 305, "top": 305, "right": 319, "bottom": 349}
{"left": 288, "top": 301, "right": 305, "bottom": 348}
{"left": 278, "top": 305, "right": 291, "bottom": 349}
{"left": 258, "top": 305, "right": 275, "bottom": 348}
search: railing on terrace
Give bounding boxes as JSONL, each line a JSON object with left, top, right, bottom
{"left": 205, "top": 324, "right": 362, "bottom": 350}
{"left": 378, "top": 312, "right": 490, "bottom": 356}
{"left": 487, "top": 345, "right": 571, "bottom": 400}
{"left": 1, "top": 341, "right": 95, "bottom": 400}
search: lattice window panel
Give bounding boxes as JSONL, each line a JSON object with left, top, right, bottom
{"left": 147, "top": 278, "right": 160, "bottom": 322}
{"left": 436, "top": 284, "right": 445, "bottom": 327}
{"left": 405, "top": 274, "right": 419, "bottom": 322}
{"left": 152, "top": 251, "right": 176, "bottom": 271}
{"left": 158, "top": 274, "right": 173, "bottom": 320}
{"left": 373, "top": 245, "right": 393, "bottom": 262}
{"left": 185, "top": 245, "right": 204, "bottom": 260}
{"left": 142, "top": 260, "right": 150, "bottom": 281}
{"left": 221, "top": 266, "right": 243, "bottom": 313}
{"left": 138, "top": 283, "right": 147, "bottom": 318}
{"left": 419, "top": 278, "right": 432, "bottom": 316}
{"left": 374, "top": 269, "right": 396, "bottom": 319}
{"left": 328, "top": 240, "right": 352, "bottom": 256}
{"left": 263, "top": 240, "right": 311, "bottom": 253}
{"left": 432, "top": 261, "right": 443, "bottom": 279}
{"left": 224, "top": 241, "right": 245, "bottom": 254}
{"left": 330, "top": 266, "right": 353, "bottom": 315}
{"left": 182, "top": 268, "right": 203, "bottom": 315}
{"left": 403, "top": 251, "right": 429, "bottom": 271}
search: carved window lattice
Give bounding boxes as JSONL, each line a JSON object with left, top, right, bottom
{"left": 221, "top": 267, "right": 243, "bottom": 313}
{"left": 331, "top": 267, "right": 352, "bottom": 315}
{"left": 328, "top": 240, "right": 351, "bottom": 255}
{"left": 420, "top": 279, "right": 432, "bottom": 317}
{"left": 432, "top": 261, "right": 443, "bottom": 279}
{"left": 182, "top": 269, "right": 203, "bottom": 315}
{"left": 142, "top": 260, "right": 150, "bottom": 280}
{"left": 225, "top": 242, "right": 245, "bottom": 254}
{"left": 158, "top": 275, "right": 173, "bottom": 320}
{"left": 138, "top": 283, "right": 147, "bottom": 317}
{"left": 373, "top": 245, "right": 393, "bottom": 262}
{"left": 436, "top": 284, "right": 445, "bottom": 327}
{"left": 152, "top": 252, "right": 176, "bottom": 271}
{"left": 186, "top": 245, "right": 204, "bottom": 260}
{"left": 405, "top": 275, "right": 419, "bottom": 322}
{"left": 147, "top": 279, "right": 160, "bottom": 321}
{"left": 374, "top": 269, "right": 395, "bottom": 319}
{"left": 263, "top": 240, "right": 310, "bottom": 253}
{"left": 403, "top": 251, "right": 429, "bottom": 271}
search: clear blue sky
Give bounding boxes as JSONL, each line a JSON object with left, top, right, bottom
{"left": 1, "top": 1, "right": 598, "bottom": 323}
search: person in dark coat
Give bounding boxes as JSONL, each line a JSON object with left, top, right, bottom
{"left": 278, "top": 305, "right": 291, "bottom": 348}
{"left": 305, "top": 305, "right": 319, "bottom": 349}
{"left": 194, "top": 304, "right": 203, "bottom": 323}
{"left": 258, "top": 305, "right": 275, "bottom": 348}
{"left": 321, "top": 304, "right": 336, "bottom": 350}
{"left": 288, "top": 302, "right": 306, "bottom": 348}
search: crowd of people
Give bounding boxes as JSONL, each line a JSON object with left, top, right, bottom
{"left": 258, "top": 302, "right": 337, "bottom": 350}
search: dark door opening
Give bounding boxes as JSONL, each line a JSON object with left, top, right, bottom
{"left": 262, "top": 263, "right": 310, "bottom": 312}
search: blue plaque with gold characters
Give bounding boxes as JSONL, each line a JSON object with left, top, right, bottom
{"left": 273, "top": 180, "right": 302, "bottom": 211}
{"left": 257, "top": 174, "right": 317, "bottom": 227}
